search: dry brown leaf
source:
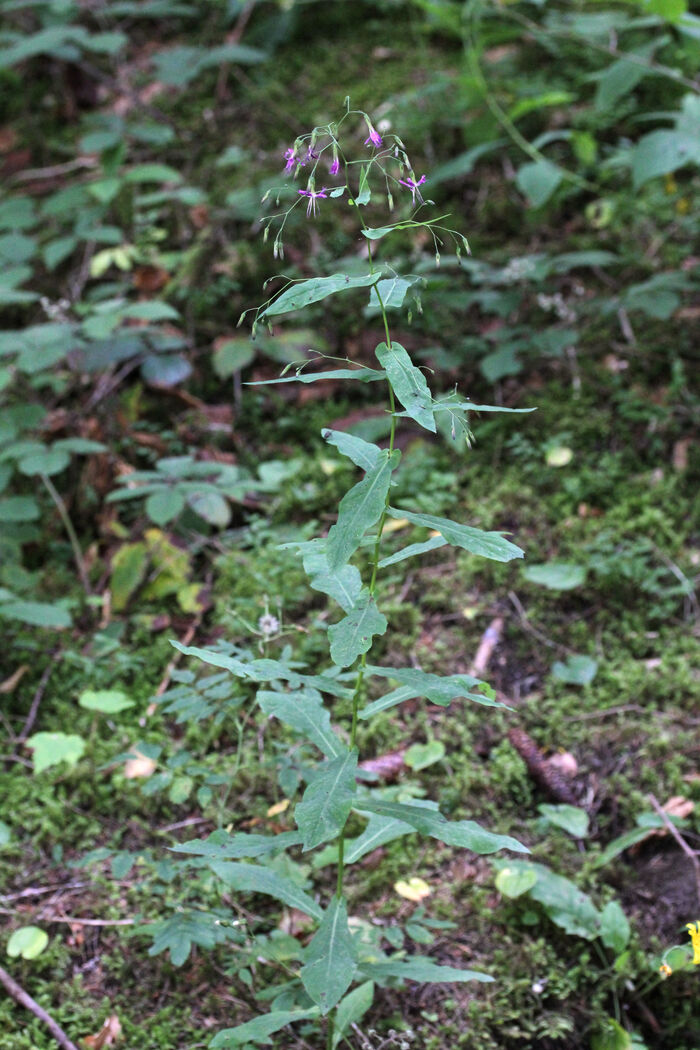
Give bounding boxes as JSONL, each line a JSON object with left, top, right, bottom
{"left": 124, "top": 751, "right": 157, "bottom": 779}
{"left": 662, "top": 796, "right": 694, "bottom": 820}
{"left": 82, "top": 1014, "right": 122, "bottom": 1048}
{"left": 358, "top": 749, "right": 407, "bottom": 783}
{"left": 672, "top": 438, "right": 691, "bottom": 472}
{"left": 132, "top": 265, "right": 169, "bottom": 293}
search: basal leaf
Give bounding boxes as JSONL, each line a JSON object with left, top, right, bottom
{"left": 375, "top": 341, "right": 436, "bottom": 433}
{"left": 211, "top": 1009, "right": 319, "bottom": 1048}
{"left": 301, "top": 895, "right": 357, "bottom": 1014}
{"left": 326, "top": 452, "right": 399, "bottom": 571}
{"left": 358, "top": 799, "right": 528, "bottom": 855}
{"left": 361, "top": 958, "right": 493, "bottom": 984}
{"left": 257, "top": 688, "right": 348, "bottom": 758}
{"left": 387, "top": 507, "right": 523, "bottom": 562}
{"left": 209, "top": 860, "right": 322, "bottom": 919}
{"left": 263, "top": 274, "right": 379, "bottom": 318}
{"left": 328, "top": 592, "right": 388, "bottom": 668}
{"left": 26, "top": 732, "right": 85, "bottom": 774}
{"left": 322, "top": 429, "right": 384, "bottom": 472}
{"left": 295, "top": 751, "right": 358, "bottom": 851}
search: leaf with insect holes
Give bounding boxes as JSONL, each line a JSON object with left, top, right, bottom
{"left": 329, "top": 591, "right": 388, "bottom": 668}
{"left": 301, "top": 895, "right": 357, "bottom": 1014}
{"left": 295, "top": 751, "right": 358, "bottom": 851}
{"left": 326, "top": 451, "right": 399, "bottom": 571}
{"left": 262, "top": 273, "right": 379, "bottom": 317}
{"left": 375, "top": 341, "right": 436, "bottom": 433}
{"left": 387, "top": 508, "right": 523, "bottom": 562}
{"left": 257, "top": 688, "right": 348, "bottom": 758}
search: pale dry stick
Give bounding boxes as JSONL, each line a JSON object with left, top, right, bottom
{"left": 17, "top": 652, "right": 61, "bottom": 744}
{"left": 0, "top": 964, "right": 81, "bottom": 1050}
{"left": 469, "top": 616, "right": 503, "bottom": 678}
{"left": 647, "top": 793, "right": 700, "bottom": 910}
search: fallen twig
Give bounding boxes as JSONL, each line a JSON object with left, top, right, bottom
{"left": 469, "top": 616, "right": 503, "bottom": 677}
{"left": 17, "top": 652, "right": 61, "bottom": 744}
{"left": 648, "top": 793, "right": 700, "bottom": 909}
{"left": 0, "top": 964, "right": 81, "bottom": 1050}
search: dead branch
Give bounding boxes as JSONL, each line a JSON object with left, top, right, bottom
{"left": 0, "top": 964, "right": 81, "bottom": 1050}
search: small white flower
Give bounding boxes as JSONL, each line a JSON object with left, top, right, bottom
{"left": 258, "top": 612, "right": 280, "bottom": 637}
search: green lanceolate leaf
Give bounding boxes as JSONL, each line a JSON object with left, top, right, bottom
{"left": 249, "top": 366, "right": 385, "bottom": 386}
{"left": 368, "top": 277, "right": 415, "bottom": 311}
{"left": 387, "top": 508, "right": 523, "bottom": 562}
{"left": 322, "top": 429, "right": 384, "bottom": 472}
{"left": 301, "top": 895, "right": 357, "bottom": 1014}
{"left": 257, "top": 688, "right": 348, "bottom": 758}
{"left": 326, "top": 451, "right": 399, "bottom": 571}
{"left": 295, "top": 750, "right": 358, "bottom": 851}
{"left": 360, "top": 665, "right": 501, "bottom": 719}
{"left": 211, "top": 1009, "right": 319, "bottom": 1048}
{"left": 303, "top": 544, "right": 363, "bottom": 614}
{"left": 345, "top": 813, "right": 414, "bottom": 863}
{"left": 171, "top": 829, "right": 302, "bottom": 859}
{"left": 361, "top": 958, "right": 493, "bottom": 985}
{"left": 357, "top": 799, "right": 528, "bottom": 855}
{"left": 208, "top": 861, "right": 322, "bottom": 920}
{"left": 329, "top": 591, "right": 388, "bottom": 668}
{"left": 262, "top": 273, "right": 379, "bottom": 318}
{"left": 332, "top": 981, "right": 374, "bottom": 1048}
{"left": 377, "top": 534, "right": 447, "bottom": 568}
{"left": 375, "top": 341, "right": 436, "bottom": 433}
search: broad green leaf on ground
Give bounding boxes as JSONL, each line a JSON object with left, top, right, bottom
{"left": 303, "top": 544, "right": 363, "bottom": 614}
{"left": 632, "top": 95, "right": 700, "bottom": 187}
{"left": 78, "top": 689, "right": 134, "bottom": 714}
{"left": 210, "top": 1010, "right": 319, "bottom": 1048}
{"left": 209, "top": 861, "right": 322, "bottom": 920}
{"left": 26, "top": 732, "right": 85, "bottom": 774}
{"left": 262, "top": 273, "right": 379, "bottom": 318}
{"left": 322, "top": 429, "right": 383, "bottom": 472}
{"left": 375, "top": 341, "right": 436, "bottom": 433}
{"left": 387, "top": 508, "right": 523, "bottom": 562}
{"left": 360, "top": 665, "right": 501, "bottom": 719}
{"left": 599, "top": 901, "right": 631, "bottom": 954}
{"left": 257, "top": 688, "right": 348, "bottom": 758}
{"left": 301, "top": 896, "right": 357, "bottom": 1014}
{"left": 7, "top": 926, "right": 49, "bottom": 960}
{"left": 0, "top": 496, "right": 40, "bottom": 522}
{"left": 516, "top": 159, "right": 563, "bottom": 207}
{"left": 0, "top": 821, "right": 10, "bottom": 847}
{"left": 295, "top": 751, "right": 358, "bottom": 851}
{"left": 495, "top": 865, "right": 539, "bottom": 898}
{"left": 0, "top": 599, "right": 71, "bottom": 628}
{"left": 249, "top": 367, "right": 385, "bottom": 386}
{"left": 592, "top": 814, "right": 672, "bottom": 868}
{"left": 212, "top": 338, "right": 255, "bottom": 378}
{"left": 358, "top": 799, "right": 528, "bottom": 854}
{"left": 495, "top": 861, "right": 601, "bottom": 939}
{"left": 326, "top": 452, "right": 399, "bottom": 571}
{"left": 377, "top": 534, "right": 447, "bottom": 569}
{"left": 328, "top": 592, "right": 388, "bottom": 668}
{"left": 332, "top": 981, "right": 374, "bottom": 1048}
{"left": 146, "top": 488, "right": 185, "bottom": 525}
{"left": 551, "top": 654, "right": 598, "bottom": 685}
{"left": 593, "top": 39, "right": 661, "bottom": 111}
{"left": 537, "top": 804, "right": 590, "bottom": 838}
{"left": 405, "top": 740, "right": 446, "bottom": 770}
{"left": 18, "top": 447, "right": 70, "bottom": 476}
{"left": 523, "top": 562, "right": 586, "bottom": 589}
{"left": 171, "top": 829, "right": 302, "bottom": 858}
{"left": 361, "top": 958, "right": 493, "bottom": 984}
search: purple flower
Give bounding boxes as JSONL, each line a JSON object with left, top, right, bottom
{"left": 284, "top": 146, "right": 307, "bottom": 175}
{"left": 364, "top": 126, "right": 383, "bottom": 149}
{"left": 329, "top": 156, "right": 340, "bottom": 176}
{"left": 399, "top": 173, "right": 426, "bottom": 204}
{"left": 298, "top": 186, "right": 328, "bottom": 217}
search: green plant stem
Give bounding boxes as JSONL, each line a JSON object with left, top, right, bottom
{"left": 40, "top": 473, "right": 92, "bottom": 596}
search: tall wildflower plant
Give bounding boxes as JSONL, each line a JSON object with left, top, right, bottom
{"left": 174, "top": 103, "right": 531, "bottom": 1049}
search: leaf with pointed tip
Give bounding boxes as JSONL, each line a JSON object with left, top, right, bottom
{"left": 257, "top": 688, "right": 347, "bottom": 758}
{"left": 262, "top": 273, "right": 379, "bottom": 318}
{"left": 378, "top": 534, "right": 447, "bottom": 568}
{"left": 248, "top": 367, "right": 385, "bottom": 386}
{"left": 361, "top": 959, "right": 493, "bottom": 985}
{"left": 210, "top": 1009, "right": 319, "bottom": 1047}
{"left": 332, "top": 981, "right": 374, "bottom": 1048}
{"left": 357, "top": 799, "right": 528, "bottom": 855}
{"left": 303, "top": 544, "right": 363, "bottom": 614}
{"left": 387, "top": 508, "right": 523, "bottom": 562}
{"left": 301, "top": 896, "right": 357, "bottom": 1014}
{"left": 360, "top": 665, "right": 501, "bottom": 719}
{"left": 326, "top": 452, "right": 399, "bottom": 571}
{"left": 329, "top": 592, "right": 388, "bottom": 668}
{"left": 322, "top": 429, "right": 383, "bottom": 472}
{"left": 209, "top": 860, "right": 322, "bottom": 919}
{"left": 375, "top": 341, "right": 436, "bottom": 433}
{"left": 295, "top": 751, "right": 358, "bottom": 851}
{"left": 171, "top": 829, "right": 302, "bottom": 859}
{"left": 346, "top": 813, "right": 414, "bottom": 862}
{"left": 368, "top": 277, "right": 414, "bottom": 311}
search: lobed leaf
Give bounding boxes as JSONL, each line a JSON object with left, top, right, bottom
{"left": 329, "top": 592, "right": 388, "bottom": 668}
{"left": 257, "top": 688, "right": 348, "bottom": 758}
